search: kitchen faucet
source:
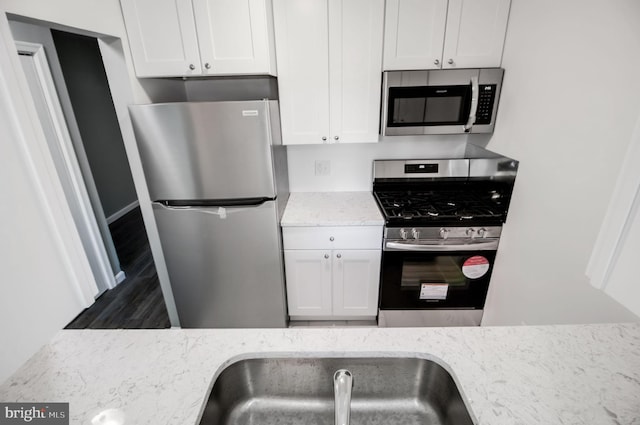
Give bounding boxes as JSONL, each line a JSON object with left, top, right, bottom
{"left": 333, "top": 369, "right": 353, "bottom": 425}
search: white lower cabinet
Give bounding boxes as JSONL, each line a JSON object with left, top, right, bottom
{"left": 283, "top": 226, "right": 382, "bottom": 320}
{"left": 331, "top": 250, "right": 381, "bottom": 317}
{"left": 284, "top": 250, "right": 333, "bottom": 317}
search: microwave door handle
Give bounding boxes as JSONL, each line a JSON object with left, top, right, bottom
{"left": 463, "top": 76, "right": 479, "bottom": 132}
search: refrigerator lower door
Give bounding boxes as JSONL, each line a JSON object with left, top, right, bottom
{"left": 152, "top": 200, "right": 287, "bottom": 328}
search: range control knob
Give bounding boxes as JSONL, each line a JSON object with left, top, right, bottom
{"left": 466, "top": 228, "right": 476, "bottom": 238}
{"left": 399, "top": 228, "right": 408, "bottom": 240}
{"left": 439, "top": 228, "right": 450, "bottom": 239}
{"left": 477, "top": 228, "right": 487, "bottom": 238}
{"left": 411, "top": 228, "right": 420, "bottom": 240}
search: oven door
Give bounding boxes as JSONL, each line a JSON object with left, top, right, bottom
{"left": 379, "top": 248, "right": 496, "bottom": 310}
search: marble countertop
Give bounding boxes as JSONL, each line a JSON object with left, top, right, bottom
{"left": 281, "top": 192, "right": 384, "bottom": 226}
{"left": 1, "top": 324, "right": 639, "bottom": 425}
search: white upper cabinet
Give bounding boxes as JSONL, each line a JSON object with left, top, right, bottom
{"left": 329, "top": 0, "right": 385, "bottom": 144}
{"left": 443, "top": 0, "right": 511, "bottom": 68}
{"left": 383, "top": 0, "right": 448, "bottom": 70}
{"left": 192, "top": 0, "right": 276, "bottom": 76}
{"left": 273, "top": 0, "right": 384, "bottom": 145}
{"left": 121, "top": 0, "right": 277, "bottom": 77}
{"left": 121, "top": 0, "right": 202, "bottom": 77}
{"left": 383, "top": 0, "right": 511, "bottom": 70}
{"left": 272, "top": 0, "right": 330, "bottom": 144}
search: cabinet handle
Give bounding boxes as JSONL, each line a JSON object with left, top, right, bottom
{"left": 336, "top": 253, "right": 342, "bottom": 259}
{"left": 204, "top": 63, "right": 211, "bottom": 69}
{"left": 329, "top": 236, "right": 335, "bottom": 241}
{"left": 434, "top": 59, "right": 440, "bottom": 65}
{"left": 322, "top": 136, "right": 327, "bottom": 142}
{"left": 334, "top": 135, "right": 339, "bottom": 141}
{"left": 189, "top": 64, "right": 196, "bottom": 70}
{"left": 447, "top": 59, "right": 454, "bottom": 65}
{"left": 324, "top": 254, "right": 330, "bottom": 259}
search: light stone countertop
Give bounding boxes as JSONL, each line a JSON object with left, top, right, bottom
{"left": 280, "top": 192, "right": 384, "bottom": 226}
{"left": 0, "top": 324, "right": 639, "bottom": 425}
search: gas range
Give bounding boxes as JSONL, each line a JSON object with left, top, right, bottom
{"left": 373, "top": 156, "right": 518, "bottom": 228}
{"left": 373, "top": 148, "right": 518, "bottom": 327}
{"left": 374, "top": 185, "right": 510, "bottom": 227}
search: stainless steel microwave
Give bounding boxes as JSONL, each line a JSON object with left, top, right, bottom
{"left": 381, "top": 68, "right": 504, "bottom": 135}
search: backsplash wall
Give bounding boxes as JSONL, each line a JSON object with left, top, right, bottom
{"left": 286, "top": 136, "right": 468, "bottom": 192}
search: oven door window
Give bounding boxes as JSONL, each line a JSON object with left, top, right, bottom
{"left": 401, "top": 257, "right": 467, "bottom": 289}
{"left": 380, "top": 251, "right": 496, "bottom": 309}
{"left": 387, "top": 85, "right": 471, "bottom": 127}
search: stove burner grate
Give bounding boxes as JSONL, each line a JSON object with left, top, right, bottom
{"left": 375, "top": 189, "right": 508, "bottom": 224}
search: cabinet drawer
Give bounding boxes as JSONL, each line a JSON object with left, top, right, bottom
{"left": 282, "top": 226, "right": 382, "bottom": 250}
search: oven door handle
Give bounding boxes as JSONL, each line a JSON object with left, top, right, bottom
{"left": 385, "top": 239, "right": 499, "bottom": 251}
{"left": 463, "top": 76, "right": 479, "bottom": 132}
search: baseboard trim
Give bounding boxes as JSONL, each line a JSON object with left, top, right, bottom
{"left": 107, "top": 200, "right": 139, "bottom": 224}
{"left": 114, "top": 270, "right": 126, "bottom": 286}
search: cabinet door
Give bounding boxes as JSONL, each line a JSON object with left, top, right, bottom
{"left": 442, "top": 0, "right": 511, "bottom": 68}
{"left": 284, "top": 250, "right": 333, "bottom": 317}
{"left": 273, "top": 0, "right": 330, "bottom": 145}
{"left": 382, "top": 0, "right": 448, "bottom": 71}
{"left": 332, "top": 250, "right": 381, "bottom": 317}
{"left": 329, "top": 0, "right": 384, "bottom": 144}
{"left": 121, "top": 0, "right": 202, "bottom": 77}
{"left": 192, "top": 0, "right": 276, "bottom": 76}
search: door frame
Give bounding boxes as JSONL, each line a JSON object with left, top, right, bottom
{"left": 16, "top": 40, "right": 120, "bottom": 294}
{"left": 0, "top": 18, "right": 98, "bottom": 306}
{"left": 587, "top": 111, "right": 640, "bottom": 290}
{"left": 1, "top": 11, "right": 181, "bottom": 327}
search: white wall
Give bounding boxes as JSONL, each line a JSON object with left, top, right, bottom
{"left": 0, "top": 99, "right": 90, "bottom": 384}
{"left": 1, "top": 0, "right": 187, "bottom": 104}
{"left": 481, "top": 0, "right": 640, "bottom": 325}
{"left": 287, "top": 136, "right": 468, "bottom": 191}
{"left": 0, "top": 14, "right": 98, "bottom": 384}
{"left": 9, "top": 19, "right": 124, "bottom": 293}
{"left": 0, "top": 0, "right": 184, "bottom": 383}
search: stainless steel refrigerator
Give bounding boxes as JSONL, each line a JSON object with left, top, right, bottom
{"left": 129, "top": 100, "right": 289, "bottom": 328}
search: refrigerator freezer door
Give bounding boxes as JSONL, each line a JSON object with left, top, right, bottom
{"left": 153, "top": 200, "right": 288, "bottom": 328}
{"left": 130, "top": 101, "right": 279, "bottom": 201}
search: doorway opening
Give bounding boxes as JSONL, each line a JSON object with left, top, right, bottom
{"left": 10, "top": 20, "right": 169, "bottom": 328}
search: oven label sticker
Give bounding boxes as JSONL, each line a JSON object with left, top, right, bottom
{"left": 420, "top": 284, "right": 448, "bottom": 300}
{"left": 462, "top": 256, "right": 490, "bottom": 279}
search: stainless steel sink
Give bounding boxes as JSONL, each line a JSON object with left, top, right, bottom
{"left": 199, "top": 357, "right": 474, "bottom": 425}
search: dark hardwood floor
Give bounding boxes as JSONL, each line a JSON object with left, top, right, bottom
{"left": 66, "top": 207, "right": 171, "bottom": 329}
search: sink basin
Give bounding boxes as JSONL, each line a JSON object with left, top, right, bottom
{"left": 199, "top": 357, "right": 474, "bottom": 425}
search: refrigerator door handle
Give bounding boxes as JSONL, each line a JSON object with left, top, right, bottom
{"left": 153, "top": 201, "right": 272, "bottom": 219}
{"left": 159, "top": 197, "right": 273, "bottom": 208}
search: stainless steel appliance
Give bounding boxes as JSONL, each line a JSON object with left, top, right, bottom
{"left": 381, "top": 68, "right": 504, "bottom": 135}
{"left": 373, "top": 146, "right": 518, "bottom": 327}
{"left": 129, "top": 100, "right": 289, "bottom": 328}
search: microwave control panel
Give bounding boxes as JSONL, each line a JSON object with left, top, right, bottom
{"left": 475, "top": 84, "right": 497, "bottom": 125}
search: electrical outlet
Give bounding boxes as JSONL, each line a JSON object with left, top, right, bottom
{"left": 315, "top": 160, "right": 331, "bottom": 176}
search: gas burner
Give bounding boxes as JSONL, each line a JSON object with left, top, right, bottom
{"left": 372, "top": 157, "right": 517, "bottom": 227}
{"left": 374, "top": 189, "right": 508, "bottom": 226}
